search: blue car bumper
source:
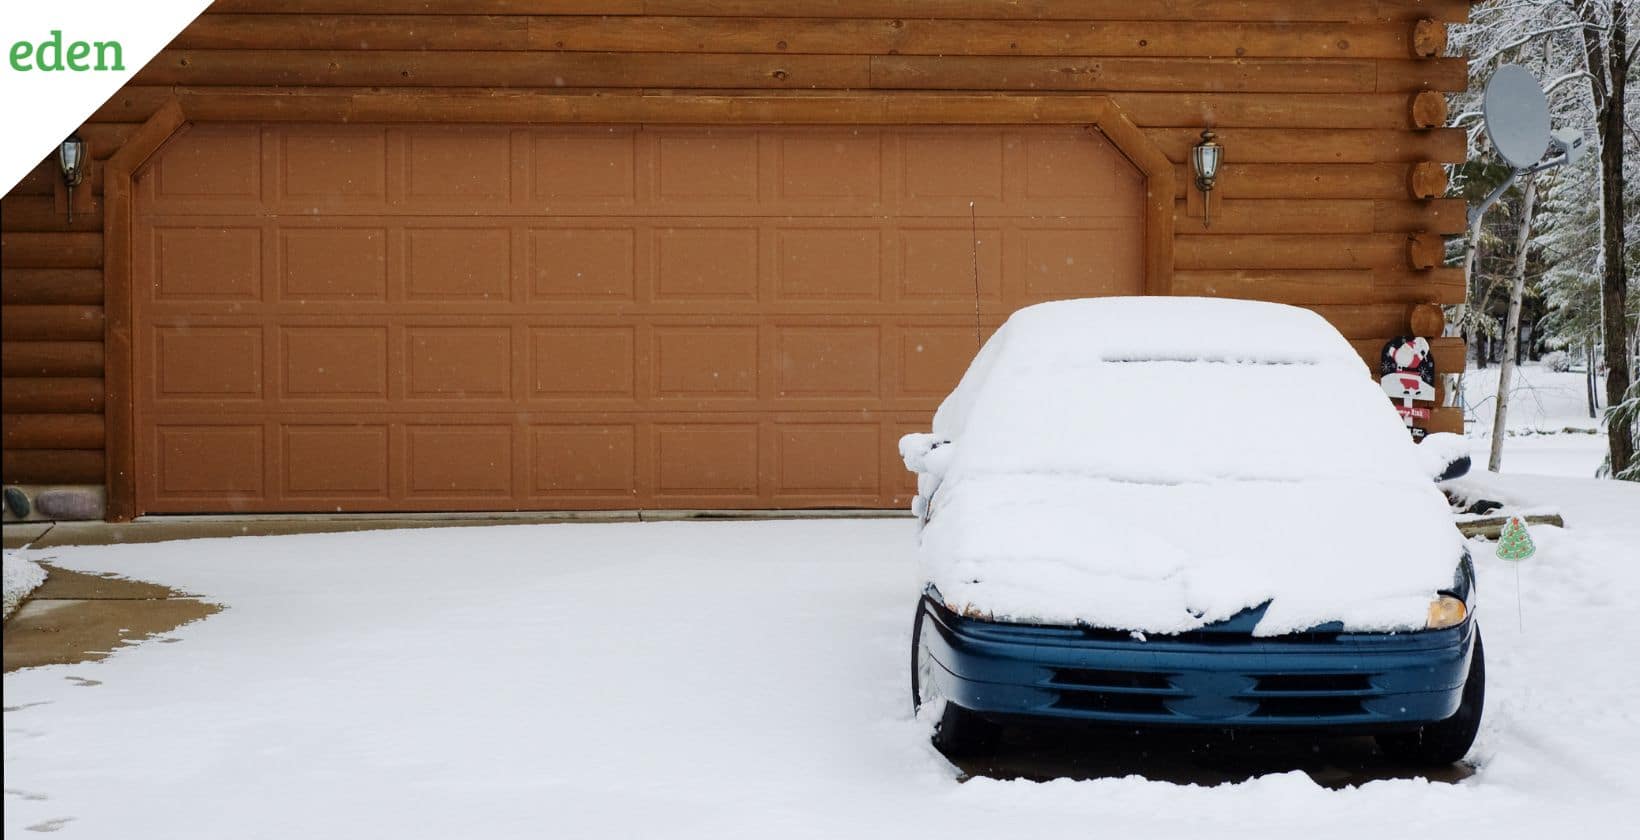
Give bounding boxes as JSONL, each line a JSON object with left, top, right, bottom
{"left": 919, "top": 597, "right": 1476, "bottom": 730}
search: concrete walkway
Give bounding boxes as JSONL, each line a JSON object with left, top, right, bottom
{"left": 3, "top": 566, "right": 218, "bottom": 673}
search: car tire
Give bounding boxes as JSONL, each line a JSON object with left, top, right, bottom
{"left": 912, "top": 602, "right": 1001, "bottom": 757}
{"left": 1377, "top": 628, "right": 1485, "bottom": 766}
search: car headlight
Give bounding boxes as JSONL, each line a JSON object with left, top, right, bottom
{"left": 1426, "top": 595, "right": 1468, "bottom": 629}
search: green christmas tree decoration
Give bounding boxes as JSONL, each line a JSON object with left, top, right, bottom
{"left": 1496, "top": 515, "right": 1536, "bottom": 562}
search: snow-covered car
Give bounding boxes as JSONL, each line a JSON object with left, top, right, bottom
{"left": 902, "top": 297, "right": 1482, "bottom": 765}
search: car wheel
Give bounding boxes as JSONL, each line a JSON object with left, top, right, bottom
{"left": 1377, "top": 628, "right": 1485, "bottom": 766}
{"left": 912, "top": 601, "right": 1001, "bottom": 757}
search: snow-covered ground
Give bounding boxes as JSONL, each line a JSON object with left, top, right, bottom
{"left": 3, "top": 550, "right": 47, "bottom": 619}
{"left": 1460, "top": 362, "right": 1610, "bottom": 477}
{"left": 6, "top": 467, "right": 1639, "bottom": 838}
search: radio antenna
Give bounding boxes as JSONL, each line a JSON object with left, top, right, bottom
{"left": 969, "top": 201, "right": 982, "bottom": 351}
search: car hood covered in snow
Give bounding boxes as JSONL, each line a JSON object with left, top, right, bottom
{"left": 916, "top": 297, "right": 1465, "bottom": 637}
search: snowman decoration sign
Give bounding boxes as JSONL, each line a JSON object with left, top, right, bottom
{"left": 1381, "top": 336, "right": 1436, "bottom": 440}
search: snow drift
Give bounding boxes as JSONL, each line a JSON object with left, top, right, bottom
{"left": 909, "top": 297, "right": 1465, "bottom": 636}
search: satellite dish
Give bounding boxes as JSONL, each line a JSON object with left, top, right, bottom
{"left": 1483, "top": 65, "right": 1552, "bottom": 169}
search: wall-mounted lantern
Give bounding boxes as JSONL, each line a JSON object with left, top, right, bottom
{"left": 58, "top": 134, "right": 86, "bottom": 224}
{"left": 1190, "top": 129, "right": 1222, "bottom": 228}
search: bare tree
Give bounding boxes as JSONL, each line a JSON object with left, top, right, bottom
{"left": 1490, "top": 175, "right": 1542, "bottom": 471}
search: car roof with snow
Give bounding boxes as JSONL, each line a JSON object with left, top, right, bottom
{"left": 915, "top": 298, "right": 1464, "bottom": 637}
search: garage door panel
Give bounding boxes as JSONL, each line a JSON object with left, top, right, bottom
{"left": 405, "top": 424, "right": 515, "bottom": 498}
{"left": 405, "top": 327, "right": 514, "bottom": 400}
{"left": 896, "top": 225, "right": 1004, "bottom": 303}
{"left": 901, "top": 132, "right": 1005, "bottom": 200}
{"left": 280, "top": 228, "right": 389, "bottom": 301}
{"left": 652, "top": 326, "right": 759, "bottom": 399}
{"left": 1019, "top": 226, "right": 1145, "bottom": 302}
{"left": 653, "top": 130, "right": 760, "bottom": 204}
{"left": 774, "top": 325, "right": 881, "bottom": 399}
{"left": 530, "top": 326, "right": 637, "bottom": 400}
{"left": 530, "top": 424, "right": 637, "bottom": 497}
{"left": 529, "top": 226, "right": 639, "bottom": 299}
{"left": 149, "top": 226, "right": 264, "bottom": 301}
{"left": 654, "top": 423, "right": 761, "bottom": 498}
{"left": 154, "top": 424, "right": 266, "bottom": 499}
{"left": 775, "top": 132, "right": 884, "bottom": 203}
{"left": 135, "top": 122, "right": 1143, "bottom": 513}
{"left": 282, "top": 425, "right": 391, "bottom": 498}
{"left": 404, "top": 227, "right": 514, "bottom": 301}
{"left": 774, "top": 227, "right": 883, "bottom": 302}
{"left": 773, "top": 423, "right": 881, "bottom": 498}
{"left": 281, "top": 326, "right": 390, "bottom": 400}
{"left": 404, "top": 127, "right": 514, "bottom": 206}
{"left": 279, "top": 126, "right": 389, "bottom": 207}
{"left": 654, "top": 226, "right": 760, "bottom": 301}
{"left": 154, "top": 326, "right": 263, "bottom": 401}
{"left": 897, "top": 326, "right": 983, "bottom": 400}
{"left": 147, "top": 124, "right": 264, "bottom": 212}
{"left": 531, "top": 127, "right": 639, "bottom": 206}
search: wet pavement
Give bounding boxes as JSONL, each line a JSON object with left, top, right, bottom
{"left": 2, "top": 566, "right": 218, "bottom": 673}
{"left": 955, "top": 724, "right": 1473, "bottom": 787}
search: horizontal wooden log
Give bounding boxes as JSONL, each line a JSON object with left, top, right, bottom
{"left": 1373, "top": 58, "right": 1467, "bottom": 92}
{"left": 203, "top": 1, "right": 1474, "bottom": 23}
{"left": 871, "top": 56, "right": 1461, "bottom": 94}
{"left": 0, "top": 306, "right": 106, "bottom": 341}
{"left": 7, "top": 159, "right": 104, "bottom": 200}
{"left": 1457, "top": 513, "right": 1563, "bottom": 539}
{"left": 1174, "top": 199, "right": 1375, "bottom": 234}
{"left": 132, "top": 49, "right": 1468, "bottom": 95}
{"left": 0, "top": 233, "right": 104, "bottom": 269}
{"left": 0, "top": 378, "right": 104, "bottom": 413}
{"left": 179, "top": 14, "right": 532, "bottom": 51}
{"left": 1, "top": 413, "right": 105, "bottom": 449}
{"left": 1175, "top": 268, "right": 1464, "bottom": 305}
{"left": 137, "top": 50, "right": 873, "bottom": 89}
{"left": 1176, "top": 233, "right": 1416, "bottom": 270}
{"left": 177, "top": 15, "right": 1446, "bottom": 60}
{"left": 0, "top": 342, "right": 105, "bottom": 378}
{"left": 1, "top": 195, "right": 104, "bottom": 232}
{"left": 0, "top": 448, "right": 106, "bottom": 484}
{"left": 1172, "top": 163, "right": 1431, "bottom": 200}
{"left": 0, "top": 269, "right": 103, "bottom": 306}
{"left": 1376, "top": 198, "right": 1466, "bottom": 234}
{"left": 1352, "top": 336, "right": 1465, "bottom": 374}
{"left": 89, "top": 87, "right": 1444, "bottom": 130}
{"left": 1145, "top": 127, "right": 1466, "bottom": 164}
{"left": 1303, "top": 304, "right": 1411, "bottom": 339}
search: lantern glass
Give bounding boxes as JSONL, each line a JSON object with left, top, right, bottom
{"left": 59, "top": 136, "right": 86, "bottom": 184}
{"left": 1192, "top": 139, "right": 1221, "bottom": 183}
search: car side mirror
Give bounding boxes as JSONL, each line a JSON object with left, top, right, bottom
{"left": 899, "top": 433, "right": 954, "bottom": 476}
{"left": 1418, "top": 432, "right": 1471, "bottom": 482}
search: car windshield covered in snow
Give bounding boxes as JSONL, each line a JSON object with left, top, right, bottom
{"left": 908, "top": 297, "right": 1464, "bottom": 637}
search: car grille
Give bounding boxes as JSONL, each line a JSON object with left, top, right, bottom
{"left": 1048, "top": 666, "right": 1378, "bottom": 721}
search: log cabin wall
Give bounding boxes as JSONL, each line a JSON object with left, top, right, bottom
{"left": 0, "top": 0, "right": 1472, "bottom": 520}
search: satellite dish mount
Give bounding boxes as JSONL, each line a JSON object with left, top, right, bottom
{"left": 1469, "top": 65, "right": 1586, "bottom": 229}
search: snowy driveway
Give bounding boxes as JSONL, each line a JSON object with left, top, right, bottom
{"left": 5, "top": 490, "right": 1639, "bottom": 838}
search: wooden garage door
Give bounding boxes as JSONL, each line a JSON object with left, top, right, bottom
{"left": 131, "top": 123, "right": 1144, "bottom": 513}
